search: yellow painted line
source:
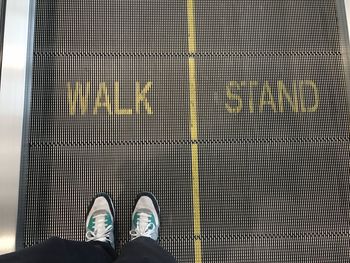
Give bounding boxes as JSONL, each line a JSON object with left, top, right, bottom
{"left": 194, "top": 239, "right": 203, "bottom": 262}
{"left": 189, "top": 69, "right": 203, "bottom": 263}
{"left": 187, "top": 0, "right": 197, "bottom": 54}
{"left": 191, "top": 144, "right": 201, "bottom": 236}
{"left": 189, "top": 57, "right": 198, "bottom": 141}
{"left": 187, "top": 1, "right": 202, "bottom": 262}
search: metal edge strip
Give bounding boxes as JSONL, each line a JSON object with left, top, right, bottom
{"left": 334, "top": 2, "right": 350, "bottom": 243}
{"left": 345, "top": 0, "right": 350, "bottom": 41}
{"left": 0, "top": 0, "right": 7, "bottom": 85}
{"left": 336, "top": 1, "right": 350, "bottom": 114}
{"left": 16, "top": 0, "right": 36, "bottom": 251}
{"left": 0, "top": 0, "right": 36, "bottom": 254}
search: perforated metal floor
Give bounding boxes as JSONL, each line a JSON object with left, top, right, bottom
{"left": 19, "top": 1, "right": 350, "bottom": 262}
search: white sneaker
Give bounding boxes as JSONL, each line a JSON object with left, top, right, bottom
{"left": 85, "top": 193, "right": 115, "bottom": 249}
{"left": 129, "top": 192, "right": 160, "bottom": 241}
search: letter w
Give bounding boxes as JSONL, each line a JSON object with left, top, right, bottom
{"left": 67, "top": 81, "right": 90, "bottom": 115}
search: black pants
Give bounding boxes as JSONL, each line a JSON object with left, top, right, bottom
{"left": 0, "top": 237, "right": 176, "bottom": 263}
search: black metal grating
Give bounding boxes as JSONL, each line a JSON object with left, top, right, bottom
{"left": 19, "top": 0, "right": 350, "bottom": 262}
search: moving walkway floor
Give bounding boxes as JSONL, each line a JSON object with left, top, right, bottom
{"left": 18, "top": 1, "right": 350, "bottom": 262}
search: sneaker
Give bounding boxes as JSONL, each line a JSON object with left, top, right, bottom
{"left": 85, "top": 193, "right": 116, "bottom": 249}
{"left": 129, "top": 192, "right": 160, "bottom": 241}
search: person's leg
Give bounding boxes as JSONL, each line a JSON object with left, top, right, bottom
{"left": 115, "top": 192, "right": 176, "bottom": 263}
{"left": 0, "top": 193, "right": 117, "bottom": 263}
{"left": 116, "top": 237, "right": 176, "bottom": 263}
{"left": 0, "top": 238, "right": 115, "bottom": 263}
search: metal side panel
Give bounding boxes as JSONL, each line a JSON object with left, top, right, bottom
{"left": 0, "top": 0, "right": 35, "bottom": 255}
{"left": 346, "top": 0, "right": 350, "bottom": 39}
